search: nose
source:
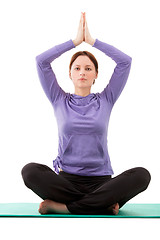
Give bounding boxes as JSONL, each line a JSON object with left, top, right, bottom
{"left": 80, "top": 72, "right": 85, "bottom": 76}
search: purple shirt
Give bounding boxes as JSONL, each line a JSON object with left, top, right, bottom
{"left": 36, "top": 39, "right": 132, "bottom": 176}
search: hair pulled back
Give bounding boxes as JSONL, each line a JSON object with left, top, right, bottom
{"left": 69, "top": 51, "right": 98, "bottom": 74}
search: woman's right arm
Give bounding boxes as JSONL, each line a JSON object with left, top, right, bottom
{"left": 35, "top": 12, "right": 87, "bottom": 105}
{"left": 36, "top": 40, "right": 75, "bottom": 105}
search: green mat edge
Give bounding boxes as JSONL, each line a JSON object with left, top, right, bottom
{"left": 0, "top": 203, "right": 160, "bottom": 218}
{"left": 1, "top": 215, "right": 159, "bottom": 218}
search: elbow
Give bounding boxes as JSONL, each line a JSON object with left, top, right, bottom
{"left": 35, "top": 55, "right": 45, "bottom": 68}
{"left": 124, "top": 55, "right": 132, "bottom": 67}
{"left": 35, "top": 55, "right": 41, "bottom": 64}
{"left": 35, "top": 54, "right": 48, "bottom": 66}
{"left": 128, "top": 56, "right": 132, "bottom": 64}
{"left": 120, "top": 54, "right": 132, "bottom": 67}
{"left": 127, "top": 55, "right": 132, "bottom": 65}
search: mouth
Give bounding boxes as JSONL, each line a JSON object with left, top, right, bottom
{"left": 79, "top": 78, "right": 87, "bottom": 81}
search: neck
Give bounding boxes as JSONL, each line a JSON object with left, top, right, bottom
{"left": 74, "top": 89, "right": 91, "bottom": 97}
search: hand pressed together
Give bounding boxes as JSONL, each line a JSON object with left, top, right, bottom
{"left": 73, "top": 12, "right": 95, "bottom": 47}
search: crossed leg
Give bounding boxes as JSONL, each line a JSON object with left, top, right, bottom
{"left": 21, "top": 163, "right": 151, "bottom": 215}
{"left": 66, "top": 167, "right": 151, "bottom": 215}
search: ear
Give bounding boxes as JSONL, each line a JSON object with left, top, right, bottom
{"left": 69, "top": 71, "right": 72, "bottom": 80}
{"left": 95, "top": 72, "right": 98, "bottom": 79}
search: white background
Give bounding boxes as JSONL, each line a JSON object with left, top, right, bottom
{"left": 0, "top": 0, "right": 159, "bottom": 239}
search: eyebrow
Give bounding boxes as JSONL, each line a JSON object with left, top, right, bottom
{"left": 74, "top": 64, "right": 92, "bottom": 67}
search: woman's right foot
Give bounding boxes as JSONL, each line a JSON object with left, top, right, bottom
{"left": 38, "top": 199, "right": 70, "bottom": 214}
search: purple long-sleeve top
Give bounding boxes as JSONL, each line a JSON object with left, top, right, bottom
{"left": 36, "top": 39, "right": 132, "bottom": 176}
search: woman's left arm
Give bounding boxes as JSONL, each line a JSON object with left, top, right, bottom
{"left": 92, "top": 39, "right": 132, "bottom": 105}
{"left": 83, "top": 12, "right": 132, "bottom": 105}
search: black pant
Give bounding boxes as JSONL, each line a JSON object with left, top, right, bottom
{"left": 21, "top": 162, "right": 151, "bottom": 215}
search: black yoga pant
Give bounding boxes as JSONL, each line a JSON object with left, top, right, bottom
{"left": 21, "top": 162, "right": 151, "bottom": 215}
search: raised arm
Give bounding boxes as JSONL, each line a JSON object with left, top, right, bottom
{"left": 36, "top": 13, "right": 86, "bottom": 105}
{"left": 92, "top": 39, "right": 132, "bottom": 105}
{"left": 36, "top": 40, "right": 75, "bottom": 105}
{"left": 83, "top": 12, "right": 132, "bottom": 105}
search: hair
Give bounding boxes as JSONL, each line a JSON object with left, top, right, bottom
{"left": 69, "top": 51, "right": 98, "bottom": 84}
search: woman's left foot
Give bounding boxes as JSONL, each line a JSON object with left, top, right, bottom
{"left": 38, "top": 199, "right": 70, "bottom": 215}
{"left": 107, "top": 203, "right": 119, "bottom": 215}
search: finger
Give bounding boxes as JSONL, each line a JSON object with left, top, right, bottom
{"left": 85, "top": 19, "right": 87, "bottom": 28}
{"left": 80, "top": 13, "right": 83, "bottom": 21}
{"left": 83, "top": 20, "right": 85, "bottom": 41}
{"left": 81, "top": 15, "right": 84, "bottom": 30}
{"left": 83, "top": 14, "right": 85, "bottom": 27}
{"left": 84, "top": 12, "right": 86, "bottom": 22}
{"left": 79, "top": 12, "right": 83, "bottom": 23}
{"left": 83, "top": 12, "right": 86, "bottom": 25}
{"left": 78, "top": 13, "right": 83, "bottom": 28}
{"left": 85, "top": 20, "right": 90, "bottom": 36}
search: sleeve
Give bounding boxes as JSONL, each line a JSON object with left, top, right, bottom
{"left": 35, "top": 39, "right": 76, "bottom": 105}
{"left": 92, "top": 39, "right": 132, "bottom": 105}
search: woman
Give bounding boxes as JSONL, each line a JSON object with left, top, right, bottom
{"left": 21, "top": 12, "right": 151, "bottom": 215}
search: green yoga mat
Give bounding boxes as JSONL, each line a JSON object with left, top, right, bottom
{"left": 0, "top": 203, "right": 159, "bottom": 218}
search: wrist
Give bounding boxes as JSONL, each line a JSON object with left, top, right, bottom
{"left": 72, "top": 39, "right": 77, "bottom": 46}
{"left": 89, "top": 38, "right": 96, "bottom": 46}
{"left": 72, "top": 39, "right": 81, "bottom": 47}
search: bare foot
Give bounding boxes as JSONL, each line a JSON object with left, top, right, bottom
{"left": 107, "top": 203, "right": 119, "bottom": 215}
{"left": 38, "top": 199, "right": 70, "bottom": 215}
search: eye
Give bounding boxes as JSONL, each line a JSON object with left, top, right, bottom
{"left": 75, "top": 67, "right": 80, "bottom": 70}
{"left": 86, "top": 68, "right": 92, "bottom": 71}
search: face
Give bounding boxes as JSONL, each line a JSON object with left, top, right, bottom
{"left": 69, "top": 55, "right": 98, "bottom": 90}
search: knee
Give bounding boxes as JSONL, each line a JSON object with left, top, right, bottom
{"left": 135, "top": 167, "right": 151, "bottom": 189}
{"left": 21, "top": 162, "right": 39, "bottom": 186}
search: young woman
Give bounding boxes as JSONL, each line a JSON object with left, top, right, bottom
{"left": 21, "top": 12, "right": 151, "bottom": 215}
